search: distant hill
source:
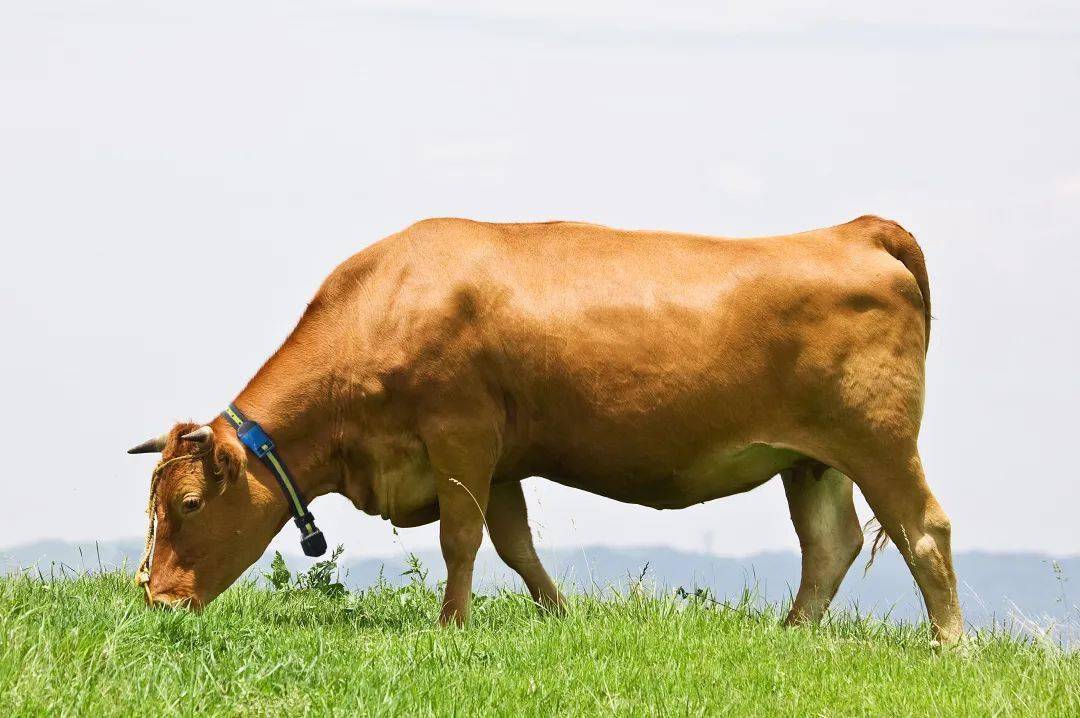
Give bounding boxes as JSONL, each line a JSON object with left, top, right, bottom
{"left": 4, "top": 538, "right": 1076, "bottom": 636}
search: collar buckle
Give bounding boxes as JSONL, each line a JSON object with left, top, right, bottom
{"left": 236, "top": 420, "right": 275, "bottom": 458}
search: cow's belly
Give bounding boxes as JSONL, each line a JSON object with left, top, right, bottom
{"left": 663, "top": 442, "right": 801, "bottom": 506}
{"left": 547, "top": 442, "right": 802, "bottom": 510}
{"left": 348, "top": 432, "right": 801, "bottom": 523}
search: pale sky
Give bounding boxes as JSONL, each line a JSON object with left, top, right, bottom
{"left": 2, "top": 1, "right": 1078, "bottom": 560}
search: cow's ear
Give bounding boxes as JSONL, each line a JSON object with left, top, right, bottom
{"left": 211, "top": 431, "right": 247, "bottom": 485}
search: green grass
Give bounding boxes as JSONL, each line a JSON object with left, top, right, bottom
{"left": 1, "top": 565, "right": 1077, "bottom": 717}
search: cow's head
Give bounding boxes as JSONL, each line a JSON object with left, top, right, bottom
{"left": 128, "top": 422, "right": 286, "bottom": 609}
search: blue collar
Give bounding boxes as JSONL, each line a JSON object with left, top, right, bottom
{"left": 221, "top": 404, "right": 327, "bottom": 557}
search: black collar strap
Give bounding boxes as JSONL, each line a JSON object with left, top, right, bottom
{"left": 221, "top": 404, "right": 327, "bottom": 557}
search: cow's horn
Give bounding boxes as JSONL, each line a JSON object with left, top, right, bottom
{"left": 180, "top": 426, "right": 213, "bottom": 443}
{"left": 127, "top": 434, "right": 168, "bottom": 454}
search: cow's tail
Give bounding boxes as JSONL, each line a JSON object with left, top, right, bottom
{"left": 862, "top": 516, "right": 891, "bottom": 574}
{"left": 853, "top": 217, "right": 932, "bottom": 571}
{"left": 859, "top": 215, "right": 932, "bottom": 352}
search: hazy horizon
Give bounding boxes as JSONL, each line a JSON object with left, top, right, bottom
{"left": 2, "top": 1, "right": 1078, "bottom": 562}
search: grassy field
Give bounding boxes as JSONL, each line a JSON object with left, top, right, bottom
{"left": 2, "top": 556, "right": 1077, "bottom": 717}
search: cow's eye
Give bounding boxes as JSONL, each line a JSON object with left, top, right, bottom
{"left": 181, "top": 495, "right": 203, "bottom": 514}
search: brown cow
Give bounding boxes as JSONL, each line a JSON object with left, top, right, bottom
{"left": 128, "top": 216, "right": 962, "bottom": 645}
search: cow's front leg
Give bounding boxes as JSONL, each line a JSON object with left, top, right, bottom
{"left": 436, "top": 478, "right": 488, "bottom": 625}
{"left": 423, "top": 418, "right": 496, "bottom": 626}
{"left": 488, "top": 481, "right": 566, "bottom": 612}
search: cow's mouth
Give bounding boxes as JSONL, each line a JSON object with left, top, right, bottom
{"left": 146, "top": 591, "right": 203, "bottom": 612}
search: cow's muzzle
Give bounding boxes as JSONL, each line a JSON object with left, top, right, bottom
{"left": 146, "top": 591, "right": 202, "bottom": 611}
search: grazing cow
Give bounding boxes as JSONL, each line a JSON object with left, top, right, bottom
{"left": 128, "top": 216, "right": 962, "bottom": 645}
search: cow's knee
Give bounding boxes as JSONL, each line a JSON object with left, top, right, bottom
{"left": 442, "top": 521, "right": 483, "bottom": 564}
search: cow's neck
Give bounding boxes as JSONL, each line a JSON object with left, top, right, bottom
{"left": 227, "top": 347, "right": 344, "bottom": 502}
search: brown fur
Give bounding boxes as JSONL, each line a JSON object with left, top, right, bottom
{"left": 133, "top": 216, "right": 962, "bottom": 645}
{"left": 854, "top": 215, "right": 932, "bottom": 350}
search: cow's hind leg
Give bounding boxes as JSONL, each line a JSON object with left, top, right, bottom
{"left": 782, "top": 463, "right": 864, "bottom": 625}
{"left": 487, "top": 481, "right": 566, "bottom": 612}
{"left": 849, "top": 452, "right": 963, "bottom": 646}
